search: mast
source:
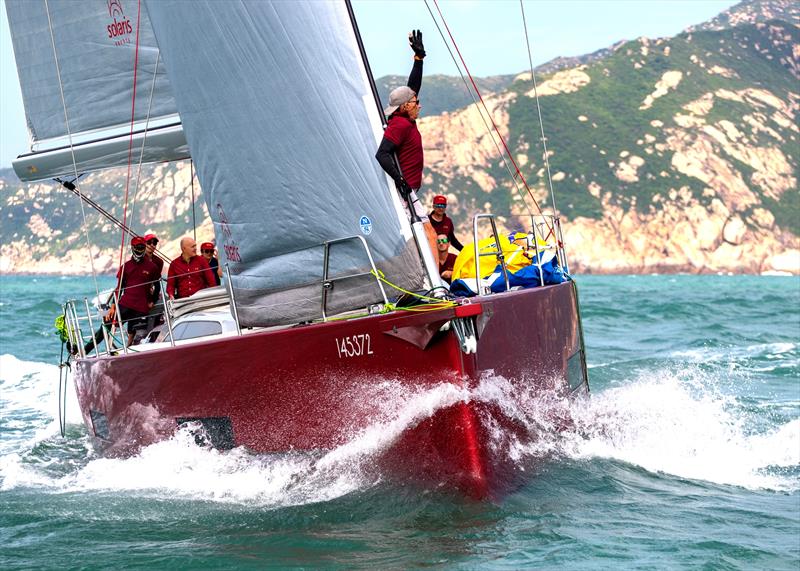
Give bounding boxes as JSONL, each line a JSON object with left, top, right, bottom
{"left": 344, "top": 0, "right": 387, "bottom": 128}
{"left": 343, "top": 0, "right": 444, "bottom": 292}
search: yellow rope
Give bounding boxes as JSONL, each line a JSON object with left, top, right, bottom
{"left": 317, "top": 272, "right": 457, "bottom": 324}
{"left": 370, "top": 270, "right": 457, "bottom": 308}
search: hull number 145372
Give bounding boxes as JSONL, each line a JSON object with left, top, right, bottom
{"left": 335, "top": 334, "right": 373, "bottom": 358}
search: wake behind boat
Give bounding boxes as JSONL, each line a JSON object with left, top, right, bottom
{"left": 7, "top": 0, "right": 588, "bottom": 499}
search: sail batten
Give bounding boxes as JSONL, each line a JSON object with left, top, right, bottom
{"left": 145, "top": 0, "right": 425, "bottom": 326}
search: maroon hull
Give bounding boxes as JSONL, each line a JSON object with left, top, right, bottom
{"left": 73, "top": 281, "right": 588, "bottom": 499}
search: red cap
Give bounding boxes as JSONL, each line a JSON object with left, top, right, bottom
{"left": 143, "top": 233, "right": 158, "bottom": 243}
{"left": 131, "top": 236, "right": 146, "bottom": 247}
{"left": 433, "top": 194, "right": 447, "bottom": 206}
{"left": 200, "top": 242, "right": 215, "bottom": 251}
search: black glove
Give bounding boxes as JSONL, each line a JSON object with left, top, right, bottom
{"left": 409, "top": 30, "right": 425, "bottom": 59}
{"left": 395, "top": 176, "right": 412, "bottom": 198}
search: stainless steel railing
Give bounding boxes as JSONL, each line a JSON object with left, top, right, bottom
{"left": 63, "top": 264, "right": 243, "bottom": 358}
{"left": 321, "top": 235, "right": 389, "bottom": 321}
{"left": 468, "top": 212, "right": 568, "bottom": 295}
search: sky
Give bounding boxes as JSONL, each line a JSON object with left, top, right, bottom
{"left": 0, "top": 0, "right": 737, "bottom": 169}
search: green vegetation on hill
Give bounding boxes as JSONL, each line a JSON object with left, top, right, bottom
{"left": 377, "top": 74, "right": 516, "bottom": 117}
{"left": 499, "top": 19, "right": 798, "bottom": 232}
{"left": 1, "top": 0, "right": 796, "bottom": 272}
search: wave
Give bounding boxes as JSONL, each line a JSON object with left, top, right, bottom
{"left": 1, "top": 355, "right": 797, "bottom": 504}
{"left": 671, "top": 341, "right": 797, "bottom": 363}
{"left": 0, "top": 354, "right": 82, "bottom": 455}
{"left": 561, "top": 367, "right": 800, "bottom": 492}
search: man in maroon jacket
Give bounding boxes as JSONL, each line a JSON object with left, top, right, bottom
{"left": 436, "top": 233, "right": 457, "bottom": 283}
{"left": 116, "top": 236, "right": 159, "bottom": 346}
{"left": 167, "top": 236, "right": 216, "bottom": 300}
{"left": 375, "top": 30, "right": 438, "bottom": 258}
{"left": 429, "top": 195, "right": 463, "bottom": 252}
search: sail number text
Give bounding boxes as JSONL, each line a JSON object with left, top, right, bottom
{"left": 335, "top": 334, "right": 374, "bottom": 358}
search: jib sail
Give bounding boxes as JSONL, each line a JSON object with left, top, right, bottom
{"left": 145, "top": 0, "right": 425, "bottom": 326}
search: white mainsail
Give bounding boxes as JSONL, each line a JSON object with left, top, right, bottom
{"left": 5, "top": 0, "right": 187, "bottom": 180}
{"left": 7, "top": 0, "right": 427, "bottom": 326}
{"left": 143, "top": 0, "right": 426, "bottom": 326}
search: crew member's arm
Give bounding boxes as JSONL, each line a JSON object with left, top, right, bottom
{"left": 448, "top": 229, "right": 464, "bottom": 252}
{"left": 376, "top": 134, "right": 412, "bottom": 197}
{"left": 407, "top": 30, "right": 424, "bottom": 94}
{"left": 199, "top": 258, "right": 216, "bottom": 289}
{"left": 407, "top": 58, "right": 422, "bottom": 94}
{"left": 376, "top": 138, "right": 402, "bottom": 183}
{"left": 166, "top": 264, "right": 177, "bottom": 299}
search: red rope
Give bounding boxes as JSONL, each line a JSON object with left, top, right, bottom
{"left": 431, "top": 0, "right": 554, "bottom": 235}
{"left": 115, "top": 0, "right": 143, "bottom": 291}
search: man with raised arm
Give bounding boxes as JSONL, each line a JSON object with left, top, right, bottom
{"left": 375, "top": 30, "right": 438, "bottom": 257}
{"left": 166, "top": 236, "right": 216, "bottom": 300}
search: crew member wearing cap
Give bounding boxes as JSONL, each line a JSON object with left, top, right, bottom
{"left": 375, "top": 30, "right": 438, "bottom": 257}
{"left": 436, "top": 234, "right": 457, "bottom": 283}
{"left": 429, "top": 195, "right": 464, "bottom": 252}
{"left": 143, "top": 233, "right": 165, "bottom": 303}
{"left": 115, "top": 236, "right": 159, "bottom": 346}
{"left": 167, "top": 237, "right": 216, "bottom": 300}
{"left": 143, "top": 233, "right": 164, "bottom": 276}
{"left": 200, "top": 242, "right": 222, "bottom": 286}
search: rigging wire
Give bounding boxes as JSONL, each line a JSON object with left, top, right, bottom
{"left": 520, "top": 0, "right": 559, "bottom": 222}
{"left": 422, "top": 0, "right": 533, "bottom": 220}
{"left": 43, "top": 0, "right": 100, "bottom": 300}
{"left": 126, "top": 54, "right": 161, "bottom": 237}
{"left": 190, "top": 160, "right": 197, "bottom": 242}
{"left": 115, "top": 0, "right": 144, "bottom": 295}
{"left": 55, "top": 177, "right": 170, "bottom": 264}
{"left": 426, "top": 0, "right": 554, "bottom": 237}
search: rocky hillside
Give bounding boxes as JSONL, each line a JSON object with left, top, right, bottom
{"left": 419, "top": 1, "right": 799, "bottom": 274}
{"left": 0, "top": 0, "right": 797, "bottom": 275}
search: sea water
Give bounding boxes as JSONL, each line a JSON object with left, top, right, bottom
{"left": 0, "top": 275, "right": 797, "bottom": 569}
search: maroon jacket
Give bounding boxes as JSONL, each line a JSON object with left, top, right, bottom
{"left": 117, "top": 257, "right": 159, "bottom": 313}
{"left": 384, "top": 113, "right": 424, "bottom": 189}
{"left": 438, "top": 252, "right": 457, "bottom": 283}
{"left": 167, "top": 255, "right": 216, "bottom": 299}
{"left": 430, "top": 213, "right": 464, "bottom": 252}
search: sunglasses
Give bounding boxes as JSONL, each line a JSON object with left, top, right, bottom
{"left": 146, "top": 240, "right": 158, "bottom": 245}
{"left": 201, "top": 249, "right": 214, "bottom": 254}
{"left": 433, "top": 204, "right": 446, "bottom": 208}
{"left": 437, "top": 238, "right": 448, "bottom": 244}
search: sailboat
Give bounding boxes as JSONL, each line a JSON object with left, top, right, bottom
{"left": 6, "top": 0, "right": 589, "bottom": 499}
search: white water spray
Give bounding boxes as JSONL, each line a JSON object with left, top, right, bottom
{"left": 1, "top": 355, "right": 797, "bottom": 504}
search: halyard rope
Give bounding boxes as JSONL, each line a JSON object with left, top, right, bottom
{"left": 115, "top": 0, "right": 144, "bottom": 298}
{"left": 425, "top": 0, "right": 555, "bottom": 238}
{"left": 422, "top": 0, "right": 534, "bottom": 220}
{"left": 520, "top": 0, "right": 560, "bottom": 234}
{"left": 44, "top": 0, "right": 100, "bottom": 300}
{"left": 126, "top": 54, "right": 161, "bottom": 238}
